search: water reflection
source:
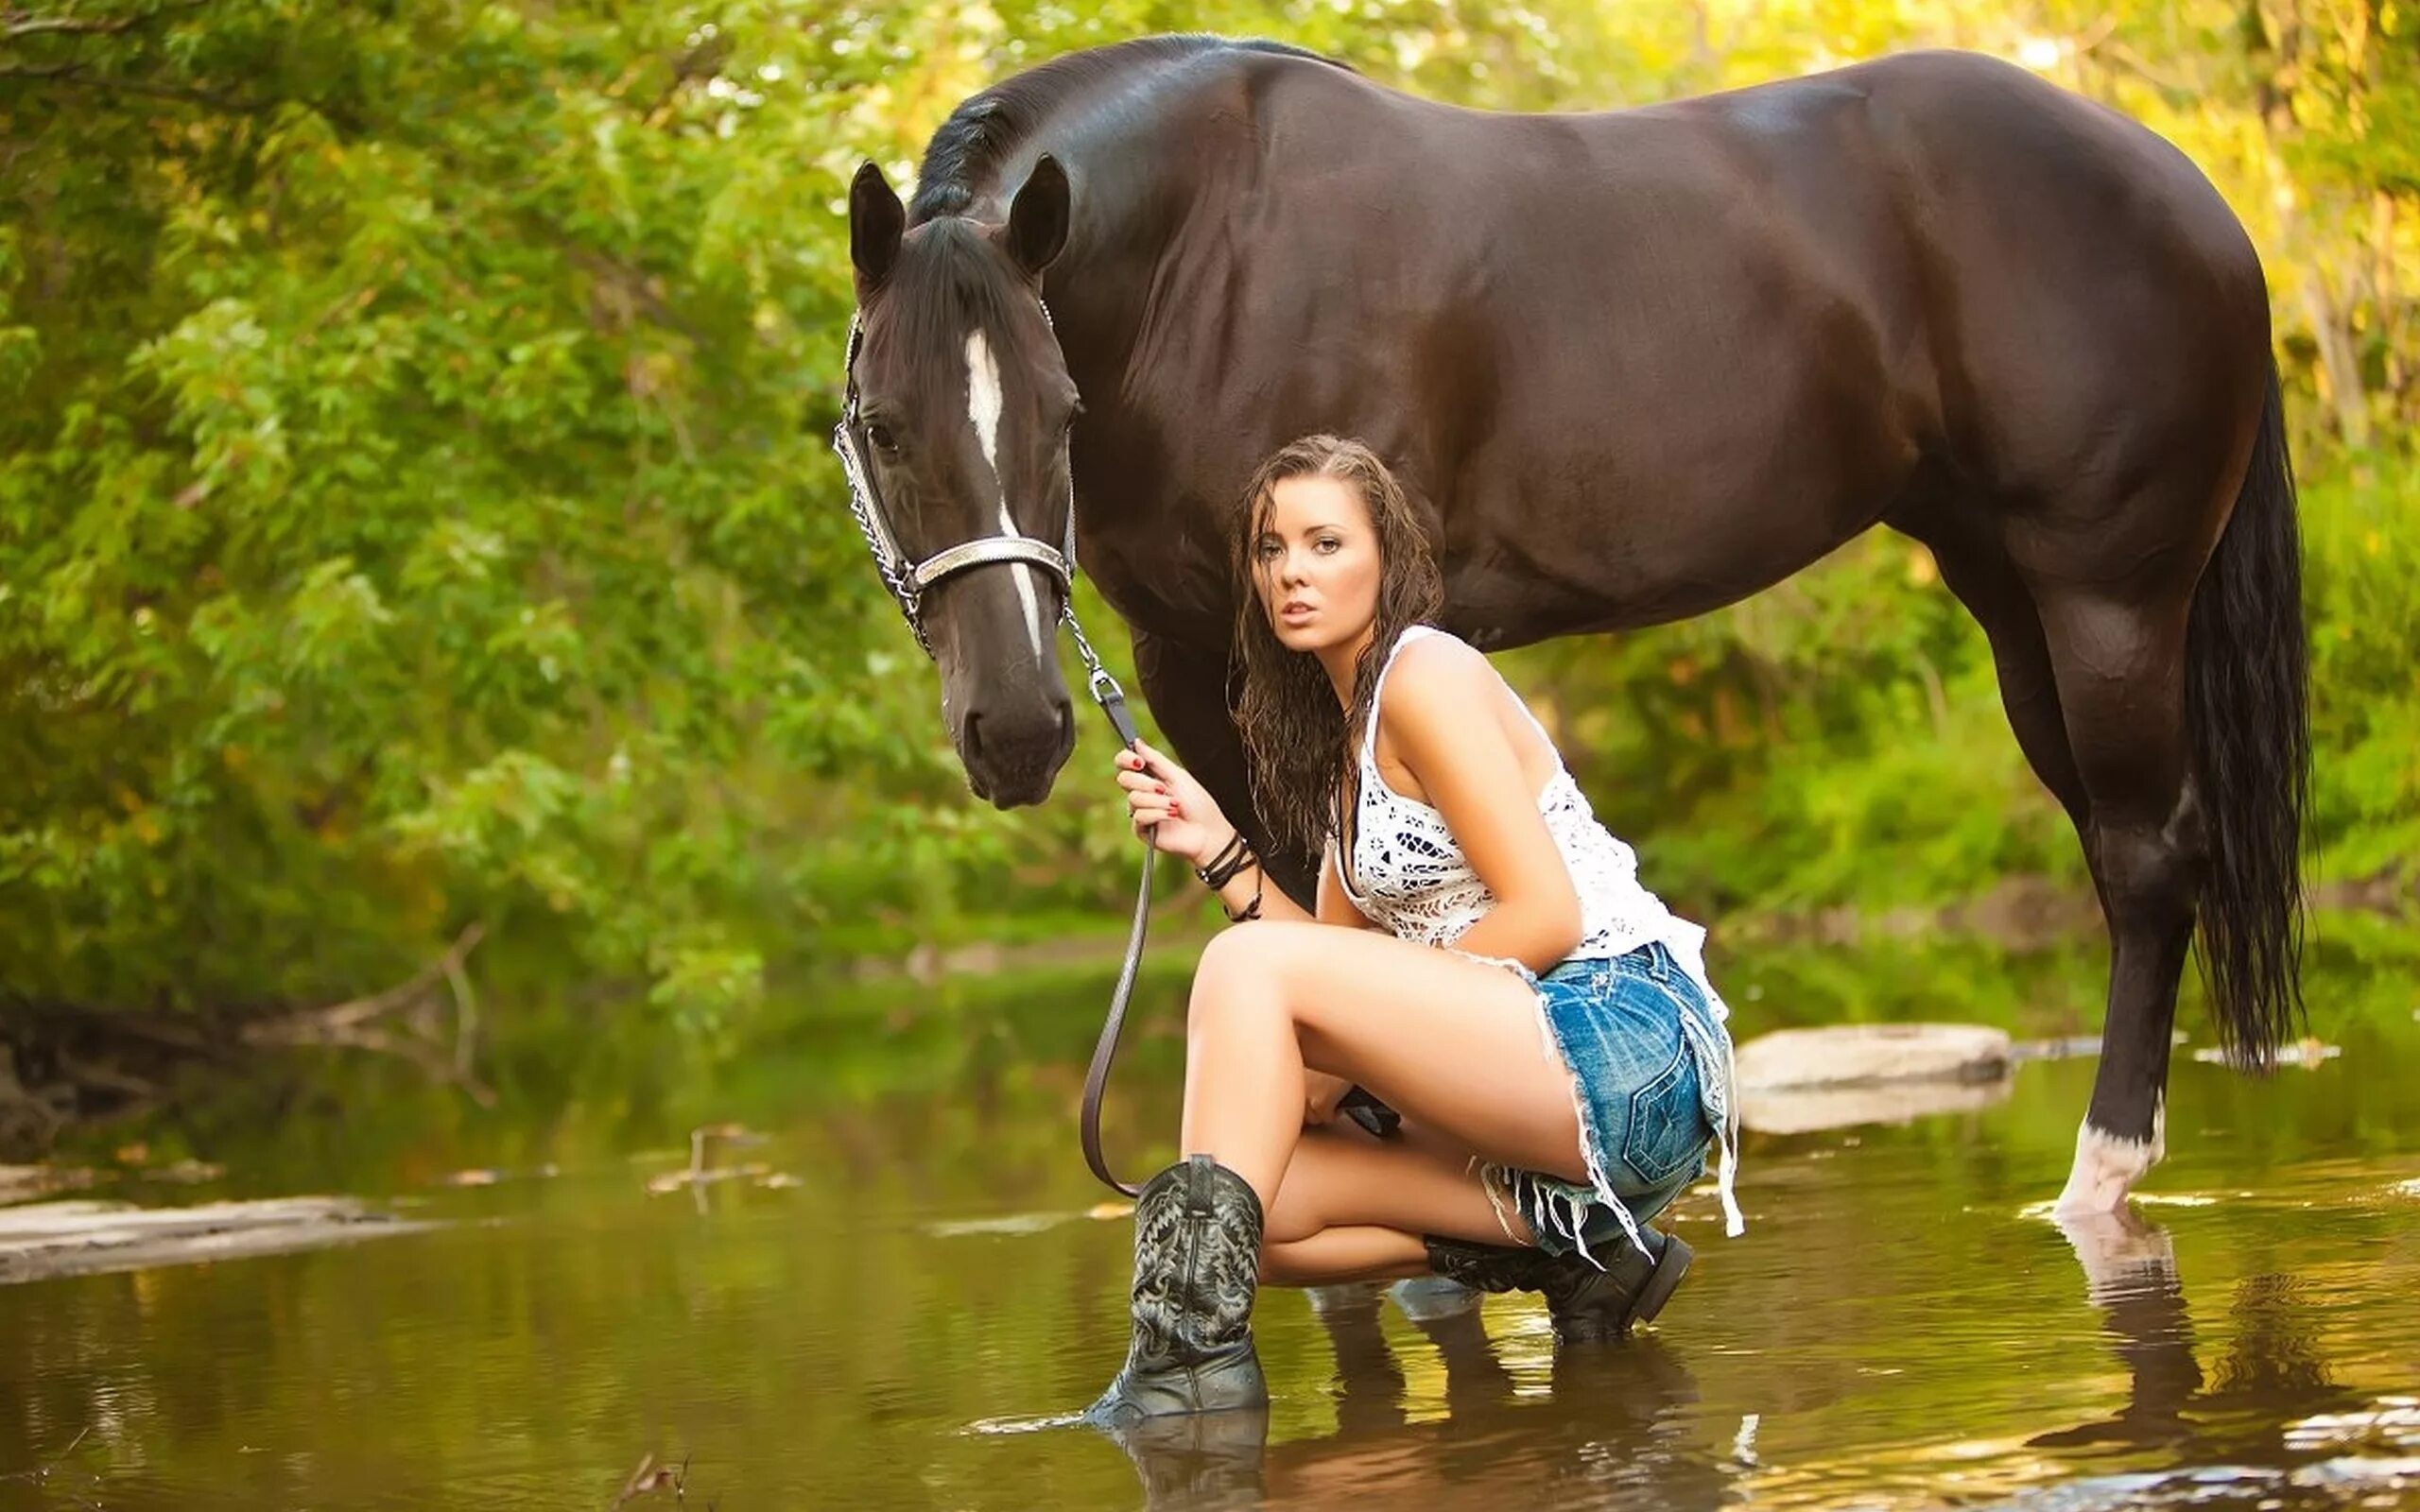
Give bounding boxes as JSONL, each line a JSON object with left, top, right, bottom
{"left": 1107, "top": 1282, "right": 1725, "bottom": 1512}
{"left": 2037, "top": 1206, "right": 2360, "bottom": 1461}
{"left": 1106, "top": 1199, "right": 2394, "bottom": 1512}
{"left": 5, "top": 938, "right": 2417, "bottom": 1509}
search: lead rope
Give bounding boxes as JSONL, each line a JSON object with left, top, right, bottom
{"left": 1063, "top": 610, "right": 1150, "bottom": 1199}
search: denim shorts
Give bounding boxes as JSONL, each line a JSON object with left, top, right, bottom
{"left": 1476, "top": 940, "right": 1730, "bottom": 1262}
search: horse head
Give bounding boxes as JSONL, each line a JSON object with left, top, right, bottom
{"left": 843, "top": 157, "right": 1080, "bottom": 807}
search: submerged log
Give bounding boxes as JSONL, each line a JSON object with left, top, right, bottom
{"left": 0, "top": 1196, "right": 432, "bottom": 1285}
{"left": 1735, "top": 1022, "right": 2015, "bottom": 1134}
{"left": 0, "top": 1164, "right": 95, "bottom": 1206}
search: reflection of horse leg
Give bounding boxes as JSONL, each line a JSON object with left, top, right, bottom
{"left": 2031, "top": 584, "right": 2204, "bottom": 1214}
{"left": 2034, "top": 1207, "right": 2202, "bottom": 1448}
{"left": 1132, "top": 627, "right": 1314, "bottom": 903}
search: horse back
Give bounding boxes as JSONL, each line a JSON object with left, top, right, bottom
{"left": 1092, "top": 47, "right": 2268, "bottom": 639}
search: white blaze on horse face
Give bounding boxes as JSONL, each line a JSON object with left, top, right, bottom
{"left": 963, "top": 329, "right": 1046, "bottom": 662}
{"left": 2053, "top": 1095, "right": 2167, "bottom": 1214}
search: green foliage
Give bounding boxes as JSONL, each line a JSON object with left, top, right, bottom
{"left": 1, "top": 0, "right": 2413, "bottom": 1037}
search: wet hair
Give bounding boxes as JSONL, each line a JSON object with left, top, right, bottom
{"left": 1229, "top": 435, "right": 1443, "bottom": 866}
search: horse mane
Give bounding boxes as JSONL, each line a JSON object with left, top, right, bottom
{"left": 908, "top": 35, "right": 1346, "bottom": 225}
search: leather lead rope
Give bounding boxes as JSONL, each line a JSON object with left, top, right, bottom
{"left": 1066, "top": 614, "right": 1149, "bottom": 1199}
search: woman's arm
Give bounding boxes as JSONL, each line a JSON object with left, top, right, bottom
{"left": 1315, "top": 842, "right": 1377, "bottom": 930}
{"left": 1380, "top": 638, "right": 1583, "bottom": 973}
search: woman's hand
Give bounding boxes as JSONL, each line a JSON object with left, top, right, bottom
{"left": 1114, "top": 738, "right": 1236, "bottom": 866}
{"left": 1302, "top": 1069, "right": 1352, "bottom": 1128}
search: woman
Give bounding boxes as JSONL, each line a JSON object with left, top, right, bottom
{"left": 1087, "top": 436, "right": 1741, "bottom": 1426}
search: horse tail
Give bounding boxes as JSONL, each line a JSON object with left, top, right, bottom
{"left": 2184, "top": 358, "right": 2310, "bottom": 1067}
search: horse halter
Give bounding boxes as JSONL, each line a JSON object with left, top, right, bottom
{"left": 832, "top": 304, "right": 1082, "bottom": 661}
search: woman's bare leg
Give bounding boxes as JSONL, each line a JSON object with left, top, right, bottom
{"left": 1259, "top": 1123, "right": 1542, "bottom": 1284}
{"left": 1263, "top": 1228, "right": 1428, "bottom": 1286}
{"left": 1179, "top": 922, "right": 1590, "bottom": 1212}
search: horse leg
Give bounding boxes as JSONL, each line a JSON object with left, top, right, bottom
{"left": 1909, "top": 520, "right": 2221, "bottom": 1309}
{"left": 2029, "top": 586, "right": 2207, "bottom": 1215}
{"left": 1130, "top": 627, "right": 1317, "bottom": 905}
{"left": 1899, "top": 522, "right": 2089, "bottom": 831}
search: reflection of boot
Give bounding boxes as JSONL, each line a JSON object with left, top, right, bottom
{"left": 1388, "top": 1275, "right": 1479, "bottom": 1323}
{"left": 1425, "top": 1225, "right": 1691, "bottom": 1343}
{"left": 1409, "top": 1301, "right": 1518, "bottom": 1411}
{"left": 1100, "top": 1405, "right": 1270, "bottom": 1510}
{"left": 1087, "top": 1156, "right": 1269, "bottom": 1424}
{"left": 1548, "top": 1330, "right": 1702, "bottom": 1424}
{"left": 1308, "top": 1283, "right": 1409, "bottom": 1432}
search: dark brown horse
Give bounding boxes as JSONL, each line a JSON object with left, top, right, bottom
{"left": 838, "top": 37, "right": 2307, "bottom": 1213}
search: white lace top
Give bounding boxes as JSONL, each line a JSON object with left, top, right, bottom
{"left": 1332, "top": 626, "right": 1694, "bottom": 963}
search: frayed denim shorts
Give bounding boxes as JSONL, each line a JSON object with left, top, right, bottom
{"left": 1476, "top": 940, "right": 1735, "bottom": 1263}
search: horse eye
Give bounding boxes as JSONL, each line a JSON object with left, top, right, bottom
{"left": 864, "top": 421, "right": 898, "bottom": 455}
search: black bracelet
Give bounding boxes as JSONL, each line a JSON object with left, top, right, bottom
{"left": 1221, "top": 869, "right": 1264, "bottom": 923}
{"left": 1206, "top": 846, "right": 1256, "bottom": 892}
{"left": 1195, "top": 831, "right": 1252, "bottom": 890}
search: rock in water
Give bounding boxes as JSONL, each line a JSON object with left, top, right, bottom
{"left": 1734, "top": 1022, "right": 2014, "bottom": 1135}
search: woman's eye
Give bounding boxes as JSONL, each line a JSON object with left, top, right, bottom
{"left": 1315, "top": 538, "right": 1340, "bottom": 553}
{"left": 1254, "top": 541, "right": 1282, "bottom": 560}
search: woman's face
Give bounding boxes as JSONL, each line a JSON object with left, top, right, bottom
{"left": 1253, "top": 474, "right": 1382, "bottom": 656}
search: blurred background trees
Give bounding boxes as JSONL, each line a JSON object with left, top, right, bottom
{"left": 1, "top": 0, "right": 2411, "bottom": 1042}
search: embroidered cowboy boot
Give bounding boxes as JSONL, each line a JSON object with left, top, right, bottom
{"left": 1086, "top": 1155, "right": 1270, "bottom": 1424}
{"left": 1423, "top": 1224, "right": 1692, "bottom": 1344}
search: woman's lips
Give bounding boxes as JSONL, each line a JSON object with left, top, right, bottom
{"left": 1279, "top": 602, "right": 1314, "bottom": 623}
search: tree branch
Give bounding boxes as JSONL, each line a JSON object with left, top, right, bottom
{"left": 241, "top": 925, "right": 496, "bottom": 1106}
{"left": 3, "top": 0, "right": 208, "bottom": 39}
{"left": 0, "top": 60, "right": 268, "bottom": 112}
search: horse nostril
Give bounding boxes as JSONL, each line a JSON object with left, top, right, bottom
{"left": 963, "top": 711, "right": 985, "bottom": 762}
{"left": 1057, "top": 700, "right": 1075, "bottom": 746}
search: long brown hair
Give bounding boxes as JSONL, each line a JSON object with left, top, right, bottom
{"left": 1229, "top": 436, "right": 1444, "bottom": 863}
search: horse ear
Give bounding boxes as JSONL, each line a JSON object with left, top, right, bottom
{"left": 850, "top": 161, "right": 905, "bottom": 292}
{"left": 1004, "top": 155, "right": 1070, "bottom": 280}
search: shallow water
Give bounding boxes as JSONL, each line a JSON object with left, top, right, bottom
{"left": 3, "top": 939, "right": 2416, "bottom": 1510}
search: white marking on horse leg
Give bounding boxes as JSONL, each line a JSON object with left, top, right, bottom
{"left": 963, "top": 329, "right": 1046, "bottom": 662}
{"left": 2052, "top": 1095, "right": 2166, "bottom": 1215}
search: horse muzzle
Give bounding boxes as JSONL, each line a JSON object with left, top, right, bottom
{"left": 954, "top": 687, "right": 1078, "bottom": 807}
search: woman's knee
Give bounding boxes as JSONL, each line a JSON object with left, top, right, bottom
{"left": 1187, "top": 923, "right": 1313, "bottom": 1031}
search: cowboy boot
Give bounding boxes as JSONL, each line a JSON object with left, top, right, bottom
{"left": 1087, "top": 1155, "right": 1270, "bottom": 1424}
{"left": 1424, "top": 1222, "right": 1693, "bottom": 1344}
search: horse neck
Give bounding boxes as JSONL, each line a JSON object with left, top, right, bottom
{"left": 1019, "top": 73, "right": 1237, "bottom": 391}
{"left": 1015, "top": 74, "right": 1248, "bottom": 604}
